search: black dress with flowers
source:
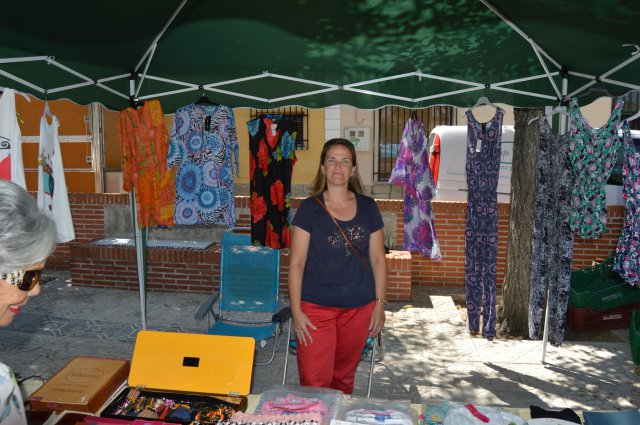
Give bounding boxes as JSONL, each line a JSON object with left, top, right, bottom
{"left": 247, "top": 116, "right": 297, "bottom": 248}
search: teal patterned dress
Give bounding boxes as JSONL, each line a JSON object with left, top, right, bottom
{"left": 567, "top": 97, "right": 624, "bottom": 239}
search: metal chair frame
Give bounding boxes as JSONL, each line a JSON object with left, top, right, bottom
{"left": 194, "top": 232, "right": 291, "bottom": 365}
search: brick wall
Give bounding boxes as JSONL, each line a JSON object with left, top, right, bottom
{"left": 398, "top": 202, "right": 511, "bottom": 289}
{"left": 572, "top": 205, "right": 624, "bottom": 269}
{"left": 47, "top": 193, "right": 126, "bottom": 269}
{"left": 70, "top": 244, "right": 218, "bottom": 293}
{"left": 55, "top": 193, "right": 621, "bottom": 296}
{"left": 376, "top": 201, "right": 623, "bottom": 289}
{"left": 385, "top": 250, "right": 412, "bottom": 300}
{"left": 62, "top": 193, "right": 412, "bottom": 300}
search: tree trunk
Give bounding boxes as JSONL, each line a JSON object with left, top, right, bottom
{"left": 497, "top": 107, "right": 543, "bottom": 337}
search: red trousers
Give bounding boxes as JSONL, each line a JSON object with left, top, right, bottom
{"left": 296, "top": 301, "right": 375, "bottom": 394}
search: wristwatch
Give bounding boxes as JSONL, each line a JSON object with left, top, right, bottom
{"left": 375, "top": 298, "right": 387, "bottom": 305}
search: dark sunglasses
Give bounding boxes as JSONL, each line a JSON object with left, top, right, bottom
{"left": 1, "top": 269, "right": 42, "bottom": 291}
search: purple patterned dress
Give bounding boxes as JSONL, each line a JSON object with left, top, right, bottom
{"left": 389, "top": 117, "right": 441, "bottom": 261}
{"left": 464, "top": 107, "right": 503, "bottom": 341}
{"left": 614, "top": 122, "right": 640, "bottom": 286}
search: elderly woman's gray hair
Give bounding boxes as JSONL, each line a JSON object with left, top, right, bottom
{"left": 0, "top": 179, "right": 57, "bottom": 273}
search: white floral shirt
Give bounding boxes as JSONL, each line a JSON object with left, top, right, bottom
{"left": 0, "top": 362, "right": 25, "bottom": 425}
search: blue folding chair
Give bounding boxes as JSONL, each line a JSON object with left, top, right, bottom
{"left": 194, "top": 232, "right": 291, "bottom": 365}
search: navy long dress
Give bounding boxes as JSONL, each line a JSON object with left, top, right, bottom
{"left": 528, "top": 117, "right": 575, "bottom": 347}
{"left": 464, "top": 107, "right": 503, "bottom": 341}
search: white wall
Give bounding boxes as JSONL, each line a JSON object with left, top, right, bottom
{"left": 324, "top": 106, "right": 341, "bottom": 140}
{"left": 339, "top": 105, "right": 376, "bottom": 187}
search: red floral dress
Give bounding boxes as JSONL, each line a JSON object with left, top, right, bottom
{"left": 247, "top": 116, "right": 297, "bottom": 248}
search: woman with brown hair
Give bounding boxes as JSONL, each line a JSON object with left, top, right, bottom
{"left": 288, "top": 138, "right": 387, "bottom": 394}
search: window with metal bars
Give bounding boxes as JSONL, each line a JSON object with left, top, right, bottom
{"left": 376, "top": 106, "right": 456, "bottom": 181}
{"left": 249, "top": 106, "right": 308, "bottom": 149}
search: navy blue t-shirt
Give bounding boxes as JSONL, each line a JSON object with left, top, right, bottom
{"left": 292, "top": 193, "right": 384, "bottom": 308}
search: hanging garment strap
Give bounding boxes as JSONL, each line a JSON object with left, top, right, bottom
{"left": 313, "top": 196, "right": 372, "bottom": 270}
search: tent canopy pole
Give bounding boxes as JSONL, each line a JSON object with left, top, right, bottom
{"left": 135, "top": 0, "right": 188, "bottom": 71}
{"left": 0, "top": 68, "right": 44, "bottom": 93}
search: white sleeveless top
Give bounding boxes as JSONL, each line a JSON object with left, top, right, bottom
{"left": 37, "top": 111, "right": 75, "bottom": 243}
{"left": 0, "top": 89, "right": 26, "bottom": 189}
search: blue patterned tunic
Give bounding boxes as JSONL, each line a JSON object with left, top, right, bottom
{"left": 167, "top": 103, "right": 239, "bottom": 227}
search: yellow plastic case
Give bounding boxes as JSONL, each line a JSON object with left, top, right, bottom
{"left": 101, "top": 330, "right": 255, "bottom": 423}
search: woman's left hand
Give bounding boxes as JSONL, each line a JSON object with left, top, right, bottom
{"left": 368, "top": 302, "right": 386, "bottom": 337}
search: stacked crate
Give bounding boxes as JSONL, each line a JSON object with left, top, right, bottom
{"left": 567, "top": 258, "right": 640, "bottom": 332}
{"left": 631, "top": 310, "right": 640, "bottom": 364}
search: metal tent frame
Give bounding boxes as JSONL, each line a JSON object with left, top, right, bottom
{"left": 1, "top": 0, "right": 638, "bottom": 343}
{"left": 1, "top": 1, "right": 639, "bottom": 111}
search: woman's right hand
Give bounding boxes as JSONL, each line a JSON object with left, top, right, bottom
{"left": 292, "top": 310, "right": 317, "bottom": 346}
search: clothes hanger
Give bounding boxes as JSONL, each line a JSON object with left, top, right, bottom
{"left": 627, "top": 109, "right": 640, "bottom": 123}
{"left": 527, "top": 105, "right": 569, "bottom": 125}
{"left": 43, "top": 99, "right": 53, "bottom": 119}
{"left": 129, "top": 96, "right": 145, "bottom": 109}
{"left": 548, "top": 105, "right": 569, "bottom": 117}
{"left": 576, "top": 86, "right": 614, "bottom": 99}
{"left": 470, "top": 95, "right": 498, "bottom": 110}
{"left": 410, "top": 110, "right": 418, "bottom": 120}
{"left": 195, "top": 86, "right": 218, "bottom": 106}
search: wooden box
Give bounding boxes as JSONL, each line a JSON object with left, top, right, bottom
{"left": 28, "top": 356, "right": 130, "bottom": 414}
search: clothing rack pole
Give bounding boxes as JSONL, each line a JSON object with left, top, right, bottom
{"left": 127, "top": 74, "right": 147, "bottom": 330}
{"left": 539, "top": 104, "right": 554, "bottom": 364}
{"left": 131, "top": 190, "right": 147, "bottom": 330}
{"left": 540, "top": 287, "right": 551, "bottom": 364}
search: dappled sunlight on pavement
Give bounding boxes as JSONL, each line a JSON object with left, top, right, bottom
{"left": 1, "top": 271, "right": 638, "bottom": 409}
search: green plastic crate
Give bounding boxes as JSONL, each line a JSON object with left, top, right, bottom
{"left": 569, "top": 258, "right": 640, "bottom": 312}
{"left": 631, "top": 310, "right": 640, "bottom": 364}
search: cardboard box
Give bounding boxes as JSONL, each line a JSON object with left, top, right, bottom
{"left": 28, "top": 356, "right": 130, "bottom": 414}
{"left": 101, "top": 330, "right": 255, "bottom": 424}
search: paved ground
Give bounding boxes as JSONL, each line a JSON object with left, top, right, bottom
{"left": 1, "top": 269, "right": 639, "bottom": 412}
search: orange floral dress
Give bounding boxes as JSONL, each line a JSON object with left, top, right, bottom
{"left": 119, "top": 99, "right": 175, "bottom": 227}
